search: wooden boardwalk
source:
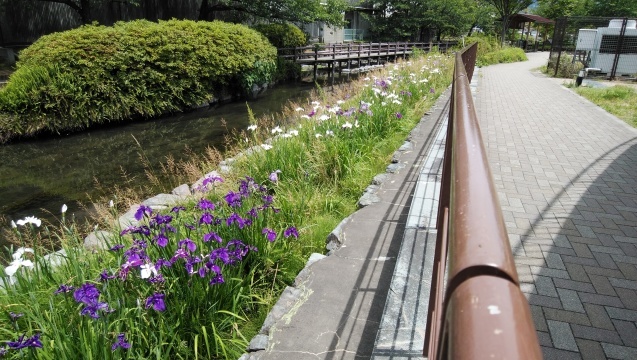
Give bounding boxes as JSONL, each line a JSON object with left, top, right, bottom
{"left": 278, "top": 41, "right": 457, "bottom": 82}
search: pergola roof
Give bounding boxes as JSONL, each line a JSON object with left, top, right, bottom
{"left": 509, "top": 13, "right": 555, "bottom": 29}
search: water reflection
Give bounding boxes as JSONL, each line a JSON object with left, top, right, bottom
{"left": 0, "top": 82, "right": 314, "bottom": 229}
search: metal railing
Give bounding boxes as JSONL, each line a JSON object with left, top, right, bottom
{"left": 423, "top": 43, "right": 542, "bottom": 359}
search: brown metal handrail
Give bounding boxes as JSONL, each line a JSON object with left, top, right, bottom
{"left": 424, "top": 43, "right": 542, "bottom": 359}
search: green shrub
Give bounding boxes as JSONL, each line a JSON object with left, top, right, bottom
{"left": 252, "top": 23, "right": 306, "bottom": 82}
{"left": 252, "top": 23, "right": 307, "bottom": 48}
{"left": 464, "top": 34, "right": 501, "bottom": 58}
{"left": 463, "top": 35, "right": 527, "bottom": 67}
{"left": 478, "top": 47, "right": 527, "bottom": 66}
{"left": 0, "top": 20, "right": 277, "bottom": 140}
{"left": 546, "top": 53, "right": 584, "bottom": 78}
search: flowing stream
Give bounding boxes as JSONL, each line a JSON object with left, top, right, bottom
{"left": 0, "top": 82, "right": 315, "bottom": 236}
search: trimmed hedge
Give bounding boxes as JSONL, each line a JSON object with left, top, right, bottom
{"left": 252, "top": 23, "right": 307, "bottom": 48}
{"left": 0, "top": 20, "right": 277, "bottom": 140}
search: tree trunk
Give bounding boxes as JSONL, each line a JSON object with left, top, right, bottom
{"left": 198, "top": 0, "right": 210, "bottom": 21}
{"left": 501, "top": 15, "right": 509, "bottom": 46}
{"left": 79, "top": 0, "right": 91, "bottom": 24}
{"left": 467, "top": 23, "right": 477, "bottom": 37}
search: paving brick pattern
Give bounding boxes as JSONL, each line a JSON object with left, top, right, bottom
{"left": 475, "top": 52, "right": 637, "bottom": 359}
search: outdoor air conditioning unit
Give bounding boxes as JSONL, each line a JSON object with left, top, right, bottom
{"left": 575, "top": 29, "right": 597, "bottom": 51}
{"left": 576, "top": 19, "right": 637, "bottom": 76}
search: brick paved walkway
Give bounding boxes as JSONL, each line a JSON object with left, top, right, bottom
{"left": 475, "top": 52, "right": 637, "bottom": 359}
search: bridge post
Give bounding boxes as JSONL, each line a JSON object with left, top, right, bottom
{"left": 347, "top": 43, "right": 351, "bottom": 80}
{"left": 313, "top": 45, "right": 318, "bottom": 82}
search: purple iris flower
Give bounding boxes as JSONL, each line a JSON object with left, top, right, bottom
{"left": 122, "top": 253, "right": 145, "bottom": 270}
{"left": 395, "top": 112, "right": 403, "bottom": 119}
{"left": 269, "top": 170, "right": 281, "bottom": 183}
{"left": 284, "top": 226, "right": 299, "bottom": 239}
{"left": 247, "top": 208, "right": 258, "bottom": 218}
{"left": 430, "top": 88, "right": 435, "bottom": 94}
{"left": 171, "top": 206, "right": 186, "bottom": 213}
{"left": 210, "top": 248, "right": 231, "bottom": 265}
{"left": 151, "top": 214, "right": 172, "bottom": 226}
{"left": 134, "top": 205, "right": 153, "bottom": 221}
{"left": 98, "top": 270, "right": 115, "bottom": 282}
{"left": 197, "top": 198, "right": 215, "bottom": 211}
{"left": 227, "top": 239, "right": 253, "bottom": 261}
{"left": 9, "top": 312, "right": 23, "bottom": 321}
{"left": 148, "top": 274, "right": 165, "bottom": 284}
{"left": 224, "top": 191, "right": 242, "bottom": 207}
{"left": 81, "top": 302, "right": 112, "bottom": 319}
{"left": 154, "top": 234, "right": 169, "bottom": 247}
{"left": 199, "top": 212, "right": 214, "bottom": 225}
{"left": 375, "top": 79, "right": 388, "bottom": 89}
{"left": 132, "top": 239, "right": 148, "bottom": 249}
{"left": 145, "top": 293, "right": 166, "bottom": 312}
{"left": 54, "top": 284, "right": 75, "bottom": 294}
{"left": 74, "top": 283, "right": 112, "bottom": 319}
{"left": 209, "top": 274, "right": 225, "bottom": 285}
{"left": 124, "top": 225, "right": 150, "bottom": 237}
{"left": 226, "top": 213, "right": 247, "bottom": 229}
{"left": 262, "top": 228, "right": 277, "bottom": 242}
{"left": 119, "top": 253, "right": 145, "bottom": 281}
{"left": 201, "top": 175, "right": 223, "bottom": 190}
{"left": 185, "top": 256, "right": 202, "bottom": 275}
{"left": 111, "top": 333, "right": 131, "bottom": 351}
{"left": 262, "top": 195, "right": 273, "bottom": 207}
{"left": 74, "top": 283, "right": 100, "bottom": 305}
{"left": 203, "top": 232, "right": 222, "bottom": 243}
{"left": 343, "top": 107, "right": 356, "bottom": 117}
{"left": 109, "top": 244, "right": 125, "bottom": 251}
{"left": 170, "top": 249, "right": 189, "bottom": 263}
{"left": 7, "top": 333, "right": 42, "bottom": 350}
{"left": 178, "top": 238, "right": 197, "bottom": 252}
{"left": 155, "top": 258, "right": 172, "bottom": 269}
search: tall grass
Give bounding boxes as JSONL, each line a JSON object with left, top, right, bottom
{"left": 0, "top": 51, "right": 454, "bottom": 359}
{"left": 575, "top": 85, "right": 637, "bottom": 127}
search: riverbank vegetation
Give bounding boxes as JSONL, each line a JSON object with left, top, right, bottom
{"left": 465, "top": 34, "right": 528, "bottom": 67}
{"left": 1, "top": 51, "right": 454, "bottom": 359}
{"left": 252, "top": 23, "right": 306, "bottom": 82}
{"left": 0, "top": 20, "right": 277, "bottom": 143}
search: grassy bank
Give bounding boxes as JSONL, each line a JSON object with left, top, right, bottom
{"left": 574, "top": 85, "right": 637, "bottom": 127}
{"left": 0, "top": 51, "right": 454, "bottom": 359}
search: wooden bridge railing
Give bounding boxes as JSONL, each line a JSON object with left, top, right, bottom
{"left": 277, "top": 41, "right": 457, "bottom": 63}
{"left": 423, "top": 42, "right": 542, "bottom": 359}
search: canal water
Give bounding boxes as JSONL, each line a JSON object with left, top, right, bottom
{"left": 0, "top": 82, "right": 315, "bottom": 232}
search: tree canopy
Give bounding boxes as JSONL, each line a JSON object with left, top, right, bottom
{"left": 585, "top": 0, "right": 637, "bottom": 17}
{"left": 198, "top": 0, "right": 349, "bottom": 27}
{"left": 10, "top": 0, "right": 349, "bottom": 26}
{"left": 481, "top": 0, "right": 533, "bottom": 44}
{"left": 363, "top": 0, "right": 476, "bottom": 41}
{"left": 535, "top": 0, "right": 637, "bottom": 19}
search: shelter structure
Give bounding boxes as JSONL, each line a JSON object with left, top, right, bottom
{"left": 509, "top": 13, "right": 555, "bottom": 51}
